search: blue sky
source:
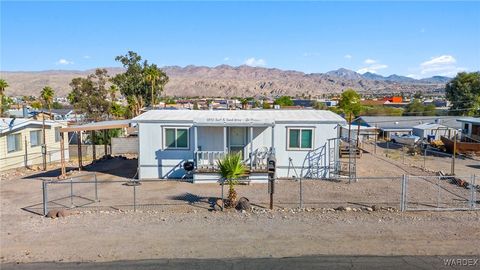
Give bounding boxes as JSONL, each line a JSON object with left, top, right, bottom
{"left": 1, "top": 1, "right": 479, "bottom": 78}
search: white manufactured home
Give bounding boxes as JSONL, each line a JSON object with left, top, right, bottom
{"left": 132, "top": 110, "right": 346, "bottom": 182}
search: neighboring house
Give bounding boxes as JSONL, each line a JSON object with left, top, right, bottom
{"left": 458, "top": 118, "right": 480, "bottom": 142}
{"left": 412, "top": 123, "right": 454, "bottom": 141}
{"left": 0, "top": 118, "right": 69, "bottom": 171}
{"left": 31, "top": 109, "right": 85, "bottom": 122}
{"left": 132, "top": 110, "right": 346, "bottom": 182}
{"left": 355, "top": 116, "right": 468, "bottom": 140}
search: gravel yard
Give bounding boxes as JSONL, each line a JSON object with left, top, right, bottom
{"left": 1, "top": 151, "right": 479, "bottom": 263}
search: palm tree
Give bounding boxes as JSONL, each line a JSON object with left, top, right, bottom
{"left": 144, "top": 67, "right": 161, "bottom": 108}
{"left": 0, "top": 79, "right": 9, "bottom": 116}
{"left": 217, "top": 153, "right": 247, "bottom": 208}
{"left": 40, "top": 86, "right": 55, "bottom": 117}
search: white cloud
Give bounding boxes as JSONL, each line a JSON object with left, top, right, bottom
{"left": 83, "top": 55, "right": 91, "bottom": 59}
{"left": 244, "top": 57, "right": 266, "bottom": 67}
{"left": 344, "top": 54, "right": 352, "bottom": 59}
{"left": 56, "top": 58, "right": 74, "bottom": 65}
{"left": 364, "top": 58, "right": 377, "bottom": 64}
{"left": 357, "top": 64, "right": 388, "bottom": 74}
{"left": 412, "top": 55, "right": 467, "bottom": 77}
{"left": 223, "top": 57, "right": 230, "bottom": 61}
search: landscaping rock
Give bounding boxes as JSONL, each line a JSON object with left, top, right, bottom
{"left": 57, "top": 209, "right": 70, "bottom": 218}
{"left": 345, "top": 207, "right": 352, "bottom": 212}
{"left": 372, "top": 205, "right": 379, "bottom": 211}
{"left": 365, "top": 207, "right": 373, "bottom": 212}
{"left": 335, "top": 206, "right": 347, "bottom": 211}
{"left": 46, "top": 210, "right": 58, "bottom": 219}
{"left": 236, "top": 197, "right": 251, "bottom": 211}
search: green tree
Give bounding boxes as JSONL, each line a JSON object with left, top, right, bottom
{"left": 274, "top": 96, "right": 294, "bottom": 107}
{"left": 0, "top": 79, "right": 9, "bottom": 116}
{"left": 313, "top": 101, "right": 327, "bottom": 110}
{"left": 445, "top": 72, "right": 480, "bottom": 116}
{"left": 338, "top": 88, "right": 362, "bottom": 120}
{"left": 52, "top": 101, "right": 63, "bottom": 109}
{"left": 112, "top": 51, "right": 169, "bottom": 107}
{"left": 108, "top": 85, "right": 118, "bottom": 102}
{"left": 110, "top": 103, "right": 127, "bottom": 119}
{"left": 40, "top": 86, "right": 55, "bottom": 115}
{"left": 31, "top": 100, "right": 42, "bottom": 110}
{"left": 403, "top": 99, "right": 436, "bottom": 116}
{"left": 262, "top": 101, "right": 271, "bottom": 109}
{"left": 193, "top": 101, "right": 199, "bottom": 110}
{"left": 217, "top": 153, "right": 247, "bottom": 208}
{"left": 240, "top": 98, "right": 249, "bottom": 109}
{"left": 1, "top": 96, "right": 13, "bottom": 116}
{"left": 86, "top": 129, "right": 122, "bottom": 145}
{"left": 68, "top": 69, "right": 111, "bottom": 121}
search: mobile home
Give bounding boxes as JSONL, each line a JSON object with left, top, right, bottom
{"left": 0, "top": 118, "right": 69, "bottom": 171}
{"left": 133, "top": 110, "right": 346, "bottom": 182}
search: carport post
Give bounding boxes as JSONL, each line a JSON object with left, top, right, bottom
{"left": 470, "top": 175, "right": 476, "bottom": 209}
{"left": 42, "top": 180, "right": 48, "bottom": 216}
{"left": 91, "top": 131, "right": 96, "bottom": 160}
{"left": 77, "top": 131, "right": 83, "bottom": 171}
{"left": 104, "top": 130, "right": 108, "bottom": 157}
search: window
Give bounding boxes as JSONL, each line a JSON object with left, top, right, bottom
{"left": 164, "top": 128, "right": 189, "bottom": 149}
{"left": 287, "top": 128, "right": 313, "bottom": 150}
{"left": 55, "top": 127, "right": 61, "bottom": 142}
{"left": 30, "top": 130, "right": 42, "bottom": 147}
{"left": 7, "top": 133, "right": 22, "bottom": 153}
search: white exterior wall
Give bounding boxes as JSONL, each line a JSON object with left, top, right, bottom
{"left": 138, "top": 123, "right": 194, "bottom": 179}
{"left": 138, "top": 121, "right": 340, "bottom": 180}
{"left": 272, "top": 123, "right": 338, "bottom": 178}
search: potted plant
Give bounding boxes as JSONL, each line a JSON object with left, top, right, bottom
{"left": 217, "top": 153, "right": 247, "bottom": 208}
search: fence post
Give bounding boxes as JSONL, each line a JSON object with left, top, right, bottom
{"left": 386, "top": 141, "right": 389, "bottom": 158}
{"left": 423, "top": 149, "right": 427, "bottom": 171}
{"left": 221, "top": 179, "right": 225, "bottom": 211}
{"left": 94, "top": 173, "right": 98, "bottom": 202}
{"left": 299, "top": 178, "right": 303, "bottom": 209}
{"left": 42, "top": 180, "right": 48, "bottom": 216}
{"left": 133, "top": 183, "right": 137, "bottom": 212}
{"left": 470, "top": 175, "right": 476, "bottom": 210}
{"left": 70, "top": 177, "right": 74, "bottom": 208}
{"left": 400, "top": 174, "right": 406, "bottom": 212}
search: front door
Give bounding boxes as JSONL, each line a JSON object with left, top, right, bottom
{"left": 229, "top": 127, "right": 247, "bottom": 159}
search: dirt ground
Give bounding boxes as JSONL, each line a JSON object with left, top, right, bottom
{"left": 1, "top": 151, "right": 479, "bottom": 263}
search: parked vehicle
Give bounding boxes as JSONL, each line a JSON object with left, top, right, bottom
{"left": 390, "top": 134, "right": 420, "bottom": 145}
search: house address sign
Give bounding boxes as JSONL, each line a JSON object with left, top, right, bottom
{"left": 193, "top": 117, "right": 274, "bottom": 126}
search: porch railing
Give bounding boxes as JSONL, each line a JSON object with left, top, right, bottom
{"left": 194, "top": 147, "right": 275, "bottom": 172}
{"left": 195, "top": 151, "right": 226, "bottom": 170}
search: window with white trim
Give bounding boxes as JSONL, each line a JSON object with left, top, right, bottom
{"left": 164, "top": 128, "right": 189, "bottom": 149}
{"left": 7, "top": 133, "right": 22, "bottom": 153}
{"left": 55, "top": 127, "right": 61, "bottom": 142}
{"left": 287, "top": 128, "right": 313, "bottom": 150}
{"left": 30, "top": 130, "right": 42, "bottom": 147}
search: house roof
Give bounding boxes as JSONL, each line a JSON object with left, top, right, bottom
{"left": 133, "top": 109, "right": 346, "bottom": 126}
{"left": 412, "top": 123, "right": 451, "bottom": 130}
{"left": 60, "top": 119, "right": 132, "bottom": 132}
{"left": 357, "top": 116, "right": 474, "bottom": 131}
{"left": 0, "top": 118, "right": 61, "bottom": 135}
{"left": 457, "top": 118, "right": 480, "bottom": 125}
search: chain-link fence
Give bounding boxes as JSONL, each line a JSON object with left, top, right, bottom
{"left": 404, "top": 175, "right": 478, "bottom": 211}
{"left": 33, "top": 173, "right": 480, "bottom": 216}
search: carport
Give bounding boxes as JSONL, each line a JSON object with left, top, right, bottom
{"left": 59, "top": 120, "right": 132, "bottom": 178}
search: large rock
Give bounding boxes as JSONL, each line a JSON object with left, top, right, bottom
{"left": 57, "top": 209, "right": 71, "bottom": 218}
{"left": 236, "top": 197, "right": 251, "bottom": 211}
{"left": 46, "top": 210, "right": 58, "bottom": 218}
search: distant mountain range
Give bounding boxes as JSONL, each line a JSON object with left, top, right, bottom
{"left": 0, "top": 65, "right": 451, "bottom": 98}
